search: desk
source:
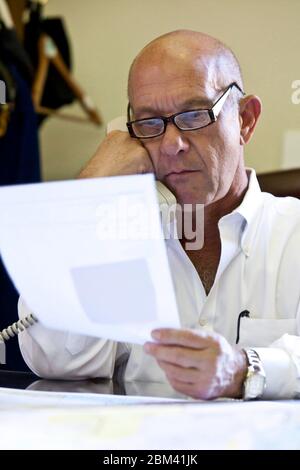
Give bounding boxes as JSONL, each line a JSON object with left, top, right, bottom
{"left": 0, "top": 371, "right": 300, "bottom": 450}
{"left": 0, "top": 370, "right": 185, "bottom": 399}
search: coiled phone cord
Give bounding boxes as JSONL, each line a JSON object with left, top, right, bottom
{"left": 0, "top": 314, "right": 38, "bottom": 342}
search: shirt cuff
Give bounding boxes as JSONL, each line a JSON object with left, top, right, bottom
{"left": 255, "top": 347, "right": 298, "bottom": 399}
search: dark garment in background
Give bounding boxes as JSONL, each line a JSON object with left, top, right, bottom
{"left": 0, "top": 21, "right": 33, "bottom": 84}
{"left": 24, "top": 16, "right": 75, "bottom": 125}
{"left": 0, "top": 65, "right": 40, "bottom": 371}
{"left": 0, "top": 65, "right": 40, "bottom": 184}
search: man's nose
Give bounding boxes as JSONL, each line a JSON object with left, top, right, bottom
{"left": 159, "top": 123, "right": 189, "bottom": 157}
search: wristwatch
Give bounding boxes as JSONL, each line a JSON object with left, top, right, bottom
{"left": 243, "top": 348, "right": 266, "bottom": 400}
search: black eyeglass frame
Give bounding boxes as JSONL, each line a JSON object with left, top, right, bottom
{"left": 126, "top": 82, "right": 245, "bottom": 139}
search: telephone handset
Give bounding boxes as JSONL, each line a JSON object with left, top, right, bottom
{"left": 0, "top": 118, "right": 177, "bottom": 347}
{"left": 107, "top": 116, "right": 177, "bottom": 212}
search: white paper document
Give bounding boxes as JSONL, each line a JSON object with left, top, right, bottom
{"left": 0, "top": 174, "right": 180, "bottom": 344}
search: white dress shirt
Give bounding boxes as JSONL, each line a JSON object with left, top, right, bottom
{"left": 18, "top": 169, "right": 300, "bottom": 399}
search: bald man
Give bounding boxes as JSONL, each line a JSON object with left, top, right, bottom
{"left": 19, "top": 30, "right": 300, "bottom": 400}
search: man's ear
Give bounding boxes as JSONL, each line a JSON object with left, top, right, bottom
{"left": 239, "top": 95, "right": 262, "bottom": 145}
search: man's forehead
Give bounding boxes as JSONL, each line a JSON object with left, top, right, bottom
{"left": 129, "top": 63, "right": 219, "bottom": 115}
{"left": 130, "top": 86, "right": 217, "bottom": 119}
{"left": 129, "top": 51, "right": 222, "bottom": 101}
{"left": 131, "top": 49, "right": 214, "bottom": 80}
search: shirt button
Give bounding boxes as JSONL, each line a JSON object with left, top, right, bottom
{"left": 243, "top": 246, "right": 250, "bottom": 257}
{"left": 199, "top": 319, "right": 207, "bottom": 327}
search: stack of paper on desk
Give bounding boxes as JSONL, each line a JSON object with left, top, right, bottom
{"left": 0, "top": 174, "right": 179, "bottom": 344}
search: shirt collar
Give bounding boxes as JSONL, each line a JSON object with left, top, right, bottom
{"left": 232, "top": 168, "right": 262, "bottom": 222}
{"left": 230, "top": 168, "right": 264, "bottom": 256}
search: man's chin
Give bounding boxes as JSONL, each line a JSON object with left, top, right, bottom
{"left": 175, "top": 193, "right": 208, "bottom": 207}
{"left": 158, "top": 178, "right": 211, "bottom": 206}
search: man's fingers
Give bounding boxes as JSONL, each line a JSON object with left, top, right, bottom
{"left": 151, "top": 328, "right": 214, "bottom": 349}
{"left": 144, "top": 343, "right": 205, "bottom": 368}
{"left": 168, "top": 378, "right": 205, "bottom": 400}
{"left": 157, "top": 360, "right": 200, "bottom": 384}
{"left": 78, "top": 130, "right": 154, "bottom": 178}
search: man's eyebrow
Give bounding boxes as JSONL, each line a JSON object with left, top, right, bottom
{"left": 181, "top": 97, "right": 213, "bottom": 108}
{"left": 133, "top": 98, "right": 213, "bottom": 118}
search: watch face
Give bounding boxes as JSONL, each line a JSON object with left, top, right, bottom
{"left": 245, "top": 372, "right": 266, "bottom": 399}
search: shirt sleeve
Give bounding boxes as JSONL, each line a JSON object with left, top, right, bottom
{"left": 256, "top": 216, "right": 300, "bottom": 399}
{"left": 18, "top": 297, "right": 118, "bottom": 380}
{"left": 255, "top": 338, "right": 300, "bottom": 399}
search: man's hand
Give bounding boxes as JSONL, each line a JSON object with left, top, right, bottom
{"left": 144, "top": 328, "right": 248, "bottom": 399}
{"left": 78, "top": 130, "right": 154, "bottom": 178}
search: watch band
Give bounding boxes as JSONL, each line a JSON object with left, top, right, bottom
{"left": 243, "top": 348, "right": 266, "bottom": 400}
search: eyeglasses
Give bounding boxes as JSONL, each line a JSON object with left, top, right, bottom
{"left": 126, "top": 82, "right": 245, "bottom": 139}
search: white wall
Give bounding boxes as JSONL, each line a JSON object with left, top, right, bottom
{"left": 41, "top": 0, "right": 300, "bottom": 180}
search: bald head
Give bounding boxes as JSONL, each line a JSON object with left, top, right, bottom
{"left": 128, "top": 30, "right": 243, "bottom": 103}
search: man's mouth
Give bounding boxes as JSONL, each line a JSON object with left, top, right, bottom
{"left": 164, "top": 169, "right": 200, "bottom": 178}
